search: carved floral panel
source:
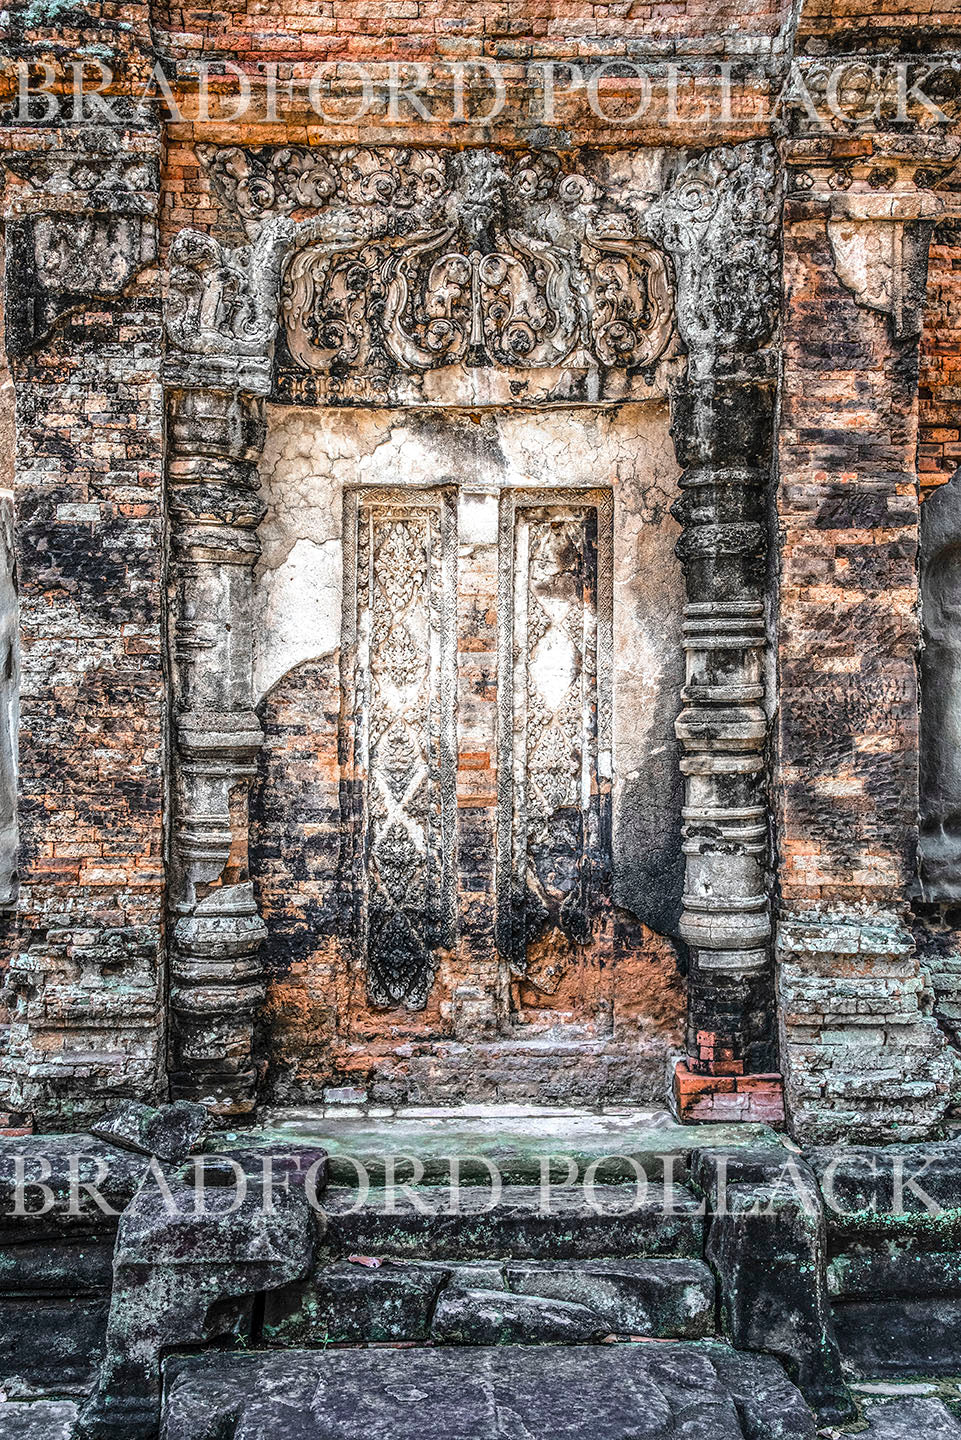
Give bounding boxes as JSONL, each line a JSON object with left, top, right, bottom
{"left": 497, "top": 491, "right": 614, "bottom": 971}
{"left": 341, "top": 488, "right": 457, "bottom": 1009}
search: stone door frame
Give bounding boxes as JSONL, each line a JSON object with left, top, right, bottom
{"left": 161, "top": 140, "right": 781, "bottom": 1115}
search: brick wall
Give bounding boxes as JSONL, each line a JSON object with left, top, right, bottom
{"left": 919, "top": 219, "right": 961, "bottom": 499}
{"left": 0, "top": 121, "right": 167, "bottom": 1128}
{"left": 776, "top": 178, "right": 958, "bottom": 1142}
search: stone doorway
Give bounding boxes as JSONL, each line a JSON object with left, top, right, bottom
{"left": 248, "top": 403, "right": 687, "bottom": 1108}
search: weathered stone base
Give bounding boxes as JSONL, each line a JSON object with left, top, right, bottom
{"left": 159, "top": 1344, "right": 816, "bottom": 1440}
{"left": 777, "top": 911, "right": 960, "bottom": 1143}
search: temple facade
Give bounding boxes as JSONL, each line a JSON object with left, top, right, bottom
{"left": 3, "top": 0, "right": 961, "bottom": 1145}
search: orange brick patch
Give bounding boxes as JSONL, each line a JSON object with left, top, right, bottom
{"left": 673, "top": 1061, "right": 785, "bottom": 1127}
{"left": 0, "top": 1112, "right": 34, "bottom": 1137}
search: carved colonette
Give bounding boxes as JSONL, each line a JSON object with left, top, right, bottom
{"left": 659, "top": 148, "right": 782, "bottom": 1113}
{"left": 163, "top": 142, "right": 782, "bottom": 1115}
{"left": 165, "top": 387, "right": 269, "bottom": 1115}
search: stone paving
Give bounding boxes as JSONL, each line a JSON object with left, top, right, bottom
{"left": 1, "top": 1370, "right": 960, "bottom": 1438}
{"left": 820, "top": 1381, "right": 961, "bottom": 1438}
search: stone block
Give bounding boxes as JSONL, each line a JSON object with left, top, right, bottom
{"left": 318, "top": 1183, "right": 704, "bottom": 1261}
{"left": 834, "top": 1296, "right": 961, "bottom": 1376}
{"left": 89, "top": 1101, "right": 210, "bottom": 1166}
{"left": 0, "top": 1401, "right": 78, "bottom": 1440}
{"left": 0, "top": 1137, "right": 149, "bottom": 1240}
{"left": 861, "top": 1397, "right": 961, "bottom": 1438}
{"left": 807, "top": 1143, "right": 961, "bottom": 1245}
{"left": 504, "top": 1258, "right": 714, "bottom": 1337}
{"left": 262, "top": 1260, "right": 449, "bottom": 1344}
{"left": 430, "top": 1286, "right": 605, "bottom": 1343}
{"left": 77, "top": 1161, "right": 317, "bottom": 1438}
{"left": 0, "top": 1237, "right": 114, "bottom": 1295}
{"left": 697, "top": 1149, "right": 852, "bottom": 1424}
{"left": 159, "top": 1343, "right": 816, "bottom": 1440}
{"left": 0, "top": 1296, "right": 108, "bottom": 1390}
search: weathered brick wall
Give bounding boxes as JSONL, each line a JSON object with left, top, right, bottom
{"left": 919, "top": 220, "right": 961, "bottom": 497}
{"left": 776, "top": 167, "right": 959, "bottom": 1142}
{"left": 155, "top": 0, "right": 792, "bottom": 65}
{"left": 0, "top": 123, "right": 167, "bottom": 1128}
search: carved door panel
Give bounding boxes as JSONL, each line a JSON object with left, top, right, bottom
{"left": 341, "top": 489, "right": 458, "bottom": 1010}
{"left": 341, "top": 483, "right": 613, "bottom": 1017}
{"left": 497, "top": 492, "right": 614, "bottom": 977}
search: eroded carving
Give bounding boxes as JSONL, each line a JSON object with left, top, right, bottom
{"left": 646, "top": 142, "right": 780, "bottom": 354}
{"left": 497, "top": 491, "right": 613, "bottom": 971}
{"left": 828, "top": 190, "right": 943, "bottom": 339}
{"left": 342, "top": 489, "right": 457, "bottom": 1010}
{"left": 176, "top": 146, "right": 678, "bottom": 402}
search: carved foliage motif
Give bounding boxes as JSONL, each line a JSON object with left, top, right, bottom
{"left": 343, "top": 490, "right": 457, "bottom": 1010}
{"left": 646, "top": 142, "right": 780, "bottom": 353}
{"left": 195, "top": 146, "right": 676, "bottom": 382}
{"left": 498, "top": 493, "right": 613, "bottom": 970}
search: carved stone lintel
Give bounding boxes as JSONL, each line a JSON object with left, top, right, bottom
{"left": 166, "top": 387, "right": 269, "bottom": 1116}
{"left": 828, "top": 191, "right": 944, "bottom": 339}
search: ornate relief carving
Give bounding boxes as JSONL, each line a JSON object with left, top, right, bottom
{"left": 184, "top": 145, "right": 677, "bottom": 400}
{"left": 342, "top": 489, "right": 457, "bottom": 1010}
{"left": 199, "top": 144, "right": 449, "bottom": 228}
{"left": 497, "top": 491, "right": 613, "bottom": 971}
{"left": 166, "top": 229, "right": 281, "bottom": 360}
{"left": 173, "top": 142, "right": 782, "bottom": 402}
{"left": 2, "top": 147, "right": 159, "bottom": 196}
{"left": 646, "top": 142, "right": 780, "bottom": 354}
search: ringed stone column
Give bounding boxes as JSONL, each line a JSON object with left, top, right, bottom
{"left": 647, "top": 142, "right": 783, "bottom": 1123}
{"left": 166, "top": 386, "right": 269, "bottom": 1116}
{"left": 670, "top": 351, "right": 779, "bottom": 1115}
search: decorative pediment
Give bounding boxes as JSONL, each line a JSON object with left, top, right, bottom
{"left": 164, "top": 143, "right": 779, "bottom": 406}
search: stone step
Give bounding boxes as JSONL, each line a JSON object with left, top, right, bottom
{"left": 255, "top": 1104, "right": 782, "bottom": 1187}
{"left": 834, "top": 1296, "right": 961, "bottom": 1378}
{"left": 318, "top": 1182, "right": 704, "bottom": 1261}
{"left": 159, "top": 1343, "right": 817, "bottom": 1440}
{"left": 262, "top": 1256, "right": 715, "bottom": 1346}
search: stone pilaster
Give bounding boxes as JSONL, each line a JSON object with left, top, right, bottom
{"left": 670, "top": 352, "right": 780, "bottom": 1119}
{"left": 644, "top": 142, "right": 783, "bottom": 1122}
{"left": 166, "top": 387, "right": 268, "bottom": 1116}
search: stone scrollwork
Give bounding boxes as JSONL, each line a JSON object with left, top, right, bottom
{"left": 183, "top": 145, "right": 679, "bottom": 400}
{"left": 279, "top": 219, "right": 673, "bottom": 379}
